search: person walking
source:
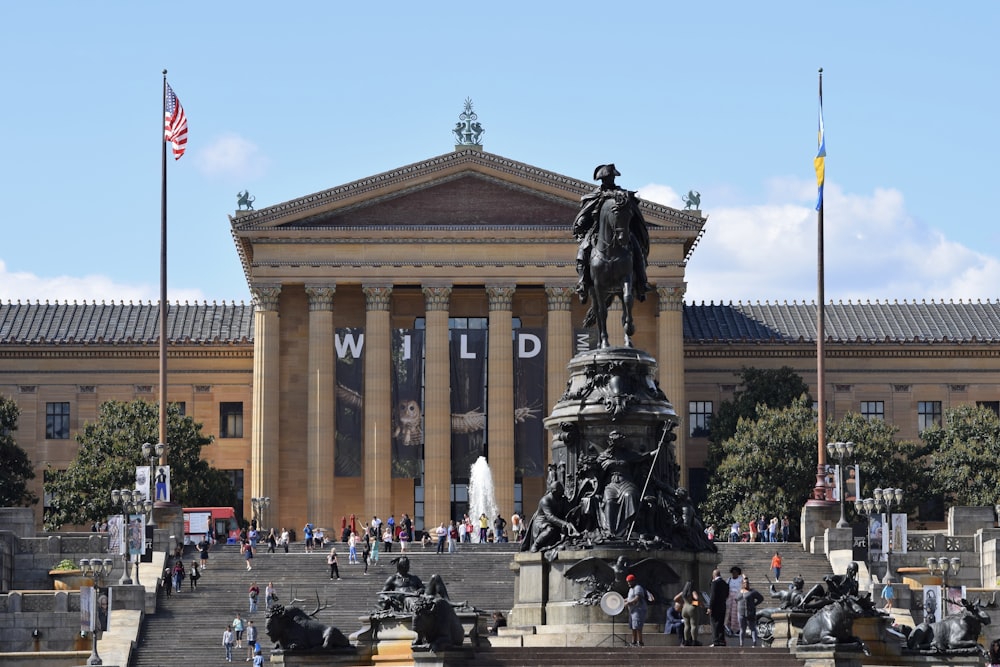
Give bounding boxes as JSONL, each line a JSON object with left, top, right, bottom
{"left": 709, "top": 569, "right": 729, "bottom": 646}
{"left": 266, "top": 528, "right": 277, "bottom": 553}
{"left": 189, "top": 561, "right": 200, "bottom": 590}
{"left": 172, "top": 560, "right": 185, "bottom": 593}
{"left": 730, "top": 520, "right": 740, "bottom": 543}
{"left": 383, "top": 526, "right": 393, "bottom": 553}
{"left": 245, "top": 620, "right": 258, "bottom": 661}
{"left": 362, "top": 534, "right": 372, "bottom": 574}
{"left": 726, "top": 566, "right": 743, "bottom": 637}
{"left": 303, "top": 523, "right": 314, "bottom": 553}
{"left": 435, "top": 522, "right": 447, "bottom": 554}
{"left": 244, "top": 540, "right": 254, "bottom": 571}
{"left": 736, "top": 578, "right": 764, "bottom": 647}
{"left": 398, "top": 526, "right": 409, "bottom": 552}
{"left": 265, "top": 581, "right": 277, "bottom": 609}
{"left": 371, "top": 530, "right": 380, "bottom": 564}
{"left": 223, "top": 625, "right": 235, "bottom": 662}
{"left": 252, "top": 647, "right": 264, "bottom": 667}
{"left": 478, "top": 513, "right": 489, "bottom": 542}
{"left": 348, "top": 531, "right": 358, "bottom": 564}
{"left": 327, "top": 548, "right": 341, "bottom": 580}
{"left": 625, "top": 573, "right": 648, "bottom": 647}
{"left": 881, "top": 583, "right": 895, "bottom": 610}
{"left": 448, "top": 521, "right": 458, "bottom": 553}
{"left": 771, "top": 551, "right": 783, "bottom": 582}
{"left": 248, "top": 581, "right": 260, "bottom": 614}
{"left": 198, "top": 536, "right": 210, "bottom": 570}
{"left": 232, "top": 613, "right": 245, "bottom": 649}
{"left": 674, "top": 581, "right": 702, "bottom": 647}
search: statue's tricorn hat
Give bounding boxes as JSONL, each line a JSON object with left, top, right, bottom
{"left": 594, "top": 164, "right": 621, "bottom": 180}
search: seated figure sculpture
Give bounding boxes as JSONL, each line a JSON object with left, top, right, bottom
{"left": 377, "top": 556, "right": 426, "bottom": 613}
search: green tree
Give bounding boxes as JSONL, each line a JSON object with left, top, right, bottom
{"left": 0, "top": 394, "right": 39, "bottom": 507}
{"left": 706, "top": 366, "right": 810, "bottom": 472}
{"left": 922, "top": 404, "right": 1000, "bottom": 507}
{"left": 701, "top": 398, "right": 932, "bottom": 529}
{"left": 827, "top": 412, "right": 931, "bottom": 516}
{"left": 43, "top": 399, "right": 237, "bottom": 529}
{"left": 701, "top": 396, "right": 818, "bottom": 529}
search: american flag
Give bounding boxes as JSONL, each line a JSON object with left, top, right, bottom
{"left": 164, "top": 83, "right": 188, "bottom": 160}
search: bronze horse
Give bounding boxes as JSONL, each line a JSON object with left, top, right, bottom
{"left": 584, "top": 190, "right": 638, "bottom": 348}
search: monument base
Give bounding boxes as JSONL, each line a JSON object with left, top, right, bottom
{"left": 791, "top": 645, "right": 865, "bottom": 667}
{"left": 510, "top": 547, "right": 716, "bottom": 628}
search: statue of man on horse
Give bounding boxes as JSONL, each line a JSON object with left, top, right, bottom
{"left": 573, "top": 164, "right": 650, "bottom": 304}
{"left": 572, "top": 164, "right": 652, "bottom": 348}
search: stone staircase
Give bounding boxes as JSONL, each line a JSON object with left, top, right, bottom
{"left": 130, "top": 541, "right": 520, "bottom": 666}
{"left": 715, "top": 542, "right": 834, "bottom": 594}
{"left": 130, "top": 540, "right": 814, "bottom": 666}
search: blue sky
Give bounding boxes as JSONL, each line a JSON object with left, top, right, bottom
{"left": 2, "top": 2, "right": 997, "bottom": 306}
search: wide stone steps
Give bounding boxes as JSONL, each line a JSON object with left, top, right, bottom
{"left": 476, "top": 645, "right": 806, "bottom": 665}
{"left": 130, "top": 541, "right": 520, "bottom": 666}
{"left": 715, "top": 542, "right": 834, "bottom": 593}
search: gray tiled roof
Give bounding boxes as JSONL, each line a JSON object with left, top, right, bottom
{"left": 0, "top": 302, "right": 254, "bottom": 344}
{"left": 684, "top": 301, "right": 1000, "bottom": 343}
{"left": 2, "top": 300, "right": 998, "bottom": 345}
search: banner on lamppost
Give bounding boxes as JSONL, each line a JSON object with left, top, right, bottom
{"left": 869, "top": 515, "right": 885, "bottom": 561}
{"left": 107, "top": 515, "right": 124, "bottom": 555}
{"left": 80, "top": 585, "right": 96, "bottom": 633}
{"left": 153, "top": 465, "right": 171, "bottom": 502}
{"left": 134, "top": 466, "right": 150, "bottom": 502}
{"left": 127, "top": 514, "right": 145, "bottom": 557}
{"left": 890, "top": 512, "right": 907, "bottom": 554}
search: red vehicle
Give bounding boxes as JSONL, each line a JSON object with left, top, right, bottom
{"left": 183, "top": 507, "right": 240, "bottom": 544}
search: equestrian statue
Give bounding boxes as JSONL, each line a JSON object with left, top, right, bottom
{"left": 573, "top": 164, "right": 651, "bottom": 348}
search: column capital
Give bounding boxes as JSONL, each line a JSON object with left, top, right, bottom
{"left": 422, "top": 285, "right": 453, "bottom": 312}
{"left": 305, "top": 284, "right": 336, "bottom": 311}
{"left": 657, "top": 283, "right": 687, "bottom": 312}
{"left": 251, "top": 284, "right": 282, "bottom": 311}
{"left": 486, "top": 284, "right": 516, "bottom": 311}
{"left": 362, "top": 284, "right": 393, "bottom": 311}
{"left": 545, "top": 285, "right": 575, "bottom": 311}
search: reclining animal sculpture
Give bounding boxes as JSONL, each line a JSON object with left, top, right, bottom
{"left": 906, "top": 597, "right": 991, "bottom": 654}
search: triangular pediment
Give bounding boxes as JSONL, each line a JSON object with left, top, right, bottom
{"left": 229, "top": 149, "right": 704, "bottom": 232}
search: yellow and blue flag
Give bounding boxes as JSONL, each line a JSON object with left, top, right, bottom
{"left": 814, "top": 90, "right": 825, "bottom": 211}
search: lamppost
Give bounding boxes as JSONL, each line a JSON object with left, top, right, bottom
{"left": 79, "top": 558, "right": 114, "bottom": 666}
{"left": 827, "top": 441, "right": 854, "bottom": 528}
{"left": 110, "top": 488, "right": 150, "bottom": 585}
{"left": 251, "top": 496, "right": 270, "bottom": 531}
{"left": 927, "top": 556, "right": 961, "bottom": 618}
{"left": 856, "top": 487, "right": 904, "bottom": 582}
{"left": 141, "top": 442, "right": 165, "bottom": 526}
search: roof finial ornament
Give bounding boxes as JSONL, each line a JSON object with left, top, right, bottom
{"left": 453, "top": 97, "right": 485, "bottom": 148}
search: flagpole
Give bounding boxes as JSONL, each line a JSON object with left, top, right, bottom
{"left": 811, "top": 67, "right": 828, "bottom": 503}
{"left": 159, "top": 70, "right": 169, "bottom": 464}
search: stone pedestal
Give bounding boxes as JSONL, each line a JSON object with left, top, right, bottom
{"left": 269, "top": 649, "right": 361, "bottom": 667}
{"left": 350, "top": 611, "right": 479, "bottom": 666}
{"left": 791, "top": 645, "right": 865, "bottom": 667}
{"left": 852, "top": 615, "right": 902, "bottom": 657}
{"left": 768, "top": 610, "right": 813, "bottom": 649}
{"left": 510, "top": 547, "right": 715, "bottom": 629}
{"left": 411, "top": 646, "right": 476, "bottom": 667}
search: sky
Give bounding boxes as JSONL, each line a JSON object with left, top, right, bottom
{"left": 1, "top": 2, "right": 998, "bottom": 307}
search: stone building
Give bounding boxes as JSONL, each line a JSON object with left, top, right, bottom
{"left": 3, "top": 143, "right": 1000, "bottom": 533}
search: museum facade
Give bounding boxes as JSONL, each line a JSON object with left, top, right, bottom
{"left": 3, "top": 144, "right": 1000, "bottom": 532}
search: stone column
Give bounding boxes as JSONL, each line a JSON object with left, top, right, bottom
{"left": 363, "top": 284, "right": 393, "bottom": 522}
{"left": 251, "top": 284, "right": 281, "bottom": 524}
{"left": 657, "top": 283, "right": 687, "bottom": 486}
{"left": 422, "top": 285, "right": 452, "bottom": 527}
{"left": 305, "top": 284, "right": 336, "bottom": 531}
{"left": 487, "top": 284, "right": 516, "bottom": 519}
{"left": 544, "top": 286, "right": 575, "bottom": 417}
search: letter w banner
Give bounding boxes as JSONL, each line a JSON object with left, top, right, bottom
{"left": 513, "top": 329, "right": 546, "bottom": 478}
{"left": 335, "top": 327, "right": 365, "bottom": 477}
{"left": 391, "top": 328, "right": 424, "bottom": 478}
{"left": 450, "top": 328, "right": 487, "bottom": 478}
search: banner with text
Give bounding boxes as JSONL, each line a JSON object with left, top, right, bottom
{"left": 513, "top": 328, "right": 546, "bottom": 478}
{"left": 450, "top": 328, "right": 487, "bottom": 479}
{"left": 335, "top": 327, "right": 365, "bottom": 477}
{"left": 391, "top": 328, "right": 425, "bottom": 479}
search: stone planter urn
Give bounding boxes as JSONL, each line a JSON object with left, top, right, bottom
{"left": 49, "top": 569, "right": 94, "bottom": 591}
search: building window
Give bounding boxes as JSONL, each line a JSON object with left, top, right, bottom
{"left": 688, "top": 401, "right": 713, "bottom": 438}
{"left": 175, "top": 402, "right": 186, "bottom": 416}
{"left": 220, "top": 402, "right": 244, "bottom": 438}
{"left": 917, "top": 401, "right": 942, "bottom": 432}
{"left": 860, "top": 401, "right": 884, "bottom": 421}
{"left": 46, "top": 402, "right": 70, "bottom": 439}
{"left": 977, "top": 401, "right": 1000, "bottom": 417}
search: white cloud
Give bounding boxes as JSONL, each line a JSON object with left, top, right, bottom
{"left": 0, "top": 260, "right": 205, "bottom": 304}
{"left": 682, "top": 179, "right": 1000, "bottom": 304}
{"left": 194, "top": 133, "right": 269, "bottom": 182}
